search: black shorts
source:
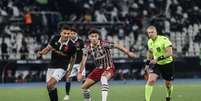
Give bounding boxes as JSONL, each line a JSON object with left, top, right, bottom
{"left": 149, "top": 62, "right": 174, "bottom": 81}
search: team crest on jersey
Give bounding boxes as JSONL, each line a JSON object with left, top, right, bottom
{"left": 63, "top": 45, "right": 69, "bottom": 52}
{"left": 76, "top": 41, "right": 80, "bottom": 46}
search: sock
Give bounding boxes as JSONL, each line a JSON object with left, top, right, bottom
{"left": 65, "top": 81, "right": 71, "bottom": 95}
{"left": 82, "top": 89, "right": 91, "bottom": 101}
{"left": 166, "top": 85, "right": 173, "bottom": 98}
{"left": 145, "top": 84, "right": 153, "bottom": 101}
{"left": 47, "top": 87, "right": 58, "bottom": 101}
{"left": 101, "top": 76, "right": 109, "bottom": 101}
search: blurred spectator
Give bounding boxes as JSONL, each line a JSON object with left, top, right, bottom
{"left": 24, "top": 8, "right": 32, "bottom": 33}
{"left": 95, "top": 10, "right": 107, "bottom": 23}
{"left": 4, "top": 69, "right": 15, "bottom": 82}
{"left": 1, "top": 38, "right": 9, "bottom": 60}
{"left": 19, "top": 39, "right": 28, "bottom": 59}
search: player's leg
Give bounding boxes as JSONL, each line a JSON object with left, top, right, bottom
{"left": 47, "top": 78, "right": 58, "bottom": 101}
{"left": 164, "top": 80, "right": 173, "bottom": 101}
{"left": 64, "top": 74, "right": 72, "bottom": 100}
{"left": 100, "top": 67, "right": 115, "bottom": 101}
{"left": 145, "top": 73, "right": 158, "bottom": 101}
{"left": 64, "top": 65, "right": 77, "bottom": 100}
{"left": 81, "top": 78, "right": 96, "bottom": 101}
{"left": 145, "top": 64, "right": 160, "bottom": 101}
{"left": 46, "top": 69, "right": 58, "bottom": 101}
{"left": 161, "top": 62, "right": 174, "bottom": 101}
{"left": 47, "top": 69, "right": 66, "bottom": 101}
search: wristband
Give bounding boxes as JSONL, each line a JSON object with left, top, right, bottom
{"left": 145, "top": 60, "right": 150, "bottom": 65}
{"left": 157, "top": 55, "right": 166, "bottom": 61}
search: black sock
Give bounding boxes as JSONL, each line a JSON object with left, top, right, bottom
{"left": 65, "top": 81, "right": 71, "bottom": 95}
{"left": 47, "top": 87, "right": 58, "bottom": 101}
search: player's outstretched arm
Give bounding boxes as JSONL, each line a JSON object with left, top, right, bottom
{"left": 37, "top": 44, "right": 52, "bottom": 58}
{"left": 113, "top": 43, "right": 136, "bottom": 59}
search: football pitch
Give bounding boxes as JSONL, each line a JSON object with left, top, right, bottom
{"left": 0, "top": 79, "right": 200, "bottom": 101}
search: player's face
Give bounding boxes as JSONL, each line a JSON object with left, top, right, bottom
{"left": 88, "top": 33, "right": 99, "bottom": 45}
{"left": 147, "top": 28, "right": 157, "bottom": 39}
{"left": 60, "top": 29, "right": 71, "bottom": 41}
{"left": 70, "top": 31, "right": 77, "bottom": 39}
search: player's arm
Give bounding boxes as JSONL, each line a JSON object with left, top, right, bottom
{"left": 37, "top": 44, "right": 53, "bottom": 58}
{"left": 143, "top": 50, "right": 153, "bottom": 80}
{"left": 144, "top": 50, "right": 153, "bottom": 69}
{"left": 77, "top": 54, "right": 88, "bottom": 81}
{"left": 145, "top": 50, "right": 153, "bottom": 65}
{"left": 66, "top": 53, "right": 77, "bottom": 76}
{"left": 163, "top": 46, "right": 173, "bottom": 58}
{"left": 157, "top": 38, "right": 173, "bottom": 61}
{"left": 79, "top": 54, "right": 88, "bottom": 75}
{"left": 112, "top": 43, "right": 136, "bottom": 59}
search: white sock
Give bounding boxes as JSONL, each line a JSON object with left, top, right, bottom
{"left": 101, "top": 76, "right": 109, "bottom": 101}
{"left": 82, "top": 89, "right": 91, "bottom": 101}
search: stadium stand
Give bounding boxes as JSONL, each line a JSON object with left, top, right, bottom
{"left": 0, "top": 0, "right": 201, "bottom": 59}
{"left": 0, "top": 0, "right": 201, "bottom": 82}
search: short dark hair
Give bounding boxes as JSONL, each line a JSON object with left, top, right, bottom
{"left": 61, "top": 25, "right": 77, "bottom": 33}
{"left": 88, "top": 29, "right": 101, "bottom": 36}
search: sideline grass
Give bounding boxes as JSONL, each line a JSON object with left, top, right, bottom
{"left": 0, "top": 83, "right": 200, "bottom": 101}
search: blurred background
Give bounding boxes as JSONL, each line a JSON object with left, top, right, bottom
{"left": 0, "top": 0, "right": 201, "bottom": 83}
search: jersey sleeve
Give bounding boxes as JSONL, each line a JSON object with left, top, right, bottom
{"left": 163, "top": 37, "right": 172, "bottom": 48}
{"left": 82, "top": 44, "right": 91, "bottom": 56}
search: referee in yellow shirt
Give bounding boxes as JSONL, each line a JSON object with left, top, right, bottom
{"left": 144, "top": 25, "right": 174, "bottom": 101}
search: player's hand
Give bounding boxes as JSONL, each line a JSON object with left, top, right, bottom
{"left": 150, "top": 59, "right": 157, "bottom": 64}
{"left": 77, "top": 72, "right": 83, "bottom": 81}
{"left": 36, "top": 51, "right": 42, "bottom": 59}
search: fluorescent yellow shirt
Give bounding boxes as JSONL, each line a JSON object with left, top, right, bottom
{"left": 147, "top": 35, "right": 173, "bottom": 65}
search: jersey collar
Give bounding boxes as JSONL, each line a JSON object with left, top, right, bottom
{"left": 90, "top": 40, "right": 100, "bottom": 48}
{"left": 71, "top": 36, "right": 78, "bottom": 43}
{"left": 151, "top": 36, "right": 158, "bottom": 42}
{"left": 58, "top": 38, "right": 69, "bottom": 45}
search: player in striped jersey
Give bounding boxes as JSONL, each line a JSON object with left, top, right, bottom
{"left": 77, "top": 29, "right": 136, "bottom": 101}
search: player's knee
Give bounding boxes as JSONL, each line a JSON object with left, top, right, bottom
{"left": 165, "top": 81, "right": 172, "bottom": 88}
{"left": 101, "top": 76, "right": 108, "bottom": 84}
{"left": 147, "top": 79, "right": 156, "bottom": 85}
{"left": 81, "top": 84, "right": 87, "bottom": 90}
{"left": 47, "top": 82, "right": 55, "bottom": 89}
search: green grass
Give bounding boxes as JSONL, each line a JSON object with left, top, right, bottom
{"left": 0, "top": 83, "right": 200, "bottom": 101}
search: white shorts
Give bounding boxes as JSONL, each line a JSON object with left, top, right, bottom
{"left": 69, "top": 64, "right": 86, "bottom": 77}
{"left": 46, "top": 68, "right": 66, "bottom": 82}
